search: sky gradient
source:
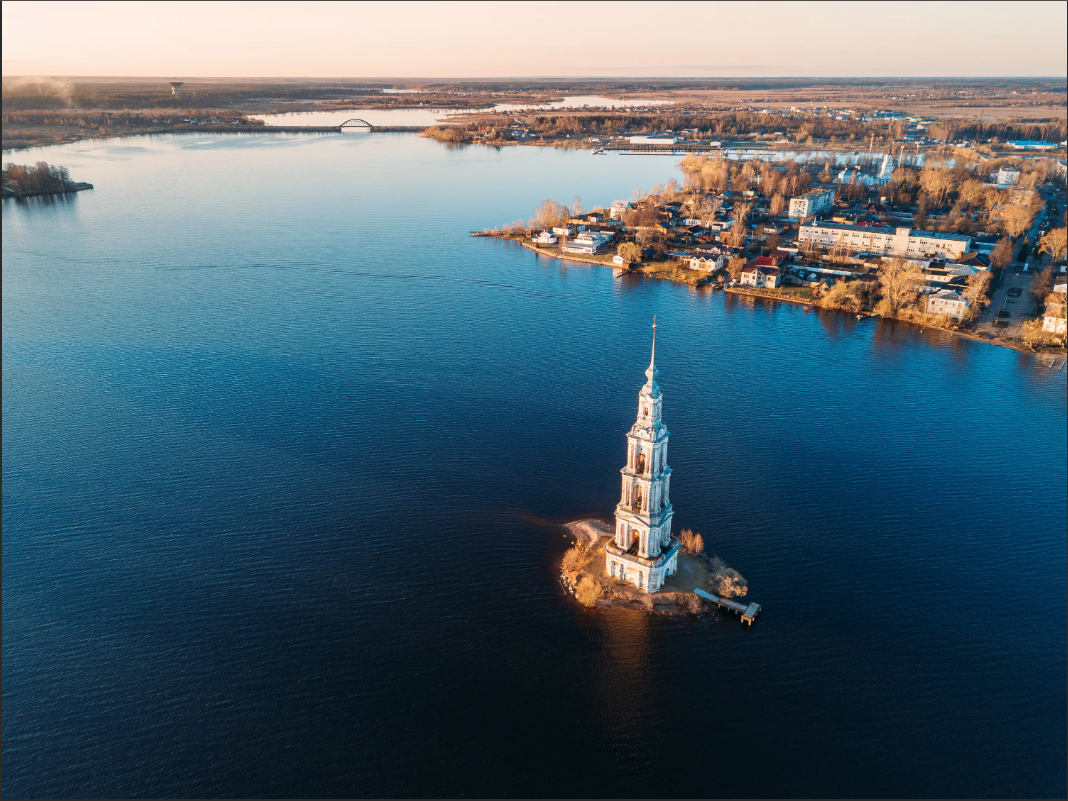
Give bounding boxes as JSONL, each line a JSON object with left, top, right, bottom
{"left": 3, "top": 0, "right": 1066, "bottom": 78}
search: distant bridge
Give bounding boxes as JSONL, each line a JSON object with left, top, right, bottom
{"left": 340, "top": 118, "right": 372, "bottom": 133}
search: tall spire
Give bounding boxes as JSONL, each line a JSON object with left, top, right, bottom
{"left": 644, "top": 316, "right": 659, "bottom": 395}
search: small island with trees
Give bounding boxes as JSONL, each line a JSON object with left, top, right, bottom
{"left": 2, "top": 161, "right": 92, "bottom": 198}
{"left": 560, "top": 520, "right": 748, "bottom": 616}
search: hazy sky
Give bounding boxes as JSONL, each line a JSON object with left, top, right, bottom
{"left": 3, "top": 0, "right": 1066, "bottom": 78}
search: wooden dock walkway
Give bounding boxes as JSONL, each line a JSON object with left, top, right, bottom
{"left": 695, "top": 588, "right": 761, "bottom": 625}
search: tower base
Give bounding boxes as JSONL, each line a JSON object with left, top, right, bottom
{"left": 604, "top": 538, "right": 681, "bottom": 593}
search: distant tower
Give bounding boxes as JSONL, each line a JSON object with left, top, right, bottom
{"left": 878, "top": 152, "right": 894, "bottom": 182}
{"left": 168, "top": 81, "right": 184, "bottom": 96}
{"left": 604, "top": 318, "right": 681, "bottom": 593}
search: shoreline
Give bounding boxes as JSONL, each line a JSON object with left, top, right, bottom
{"left": 560, "top": 519, "right": 713, "bottom": 616}
{"left": 484, "top": 234, "right": 1066, "bottom": 361}
{"left": 2, "top": 182, "right": 93, "bottom": 199}
{"left": 1, "top": 125, "right": 427, "bottom": 152}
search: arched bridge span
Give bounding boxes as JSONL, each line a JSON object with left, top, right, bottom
{"left": 340, "top": 118, "right": 372, "bottom": 132}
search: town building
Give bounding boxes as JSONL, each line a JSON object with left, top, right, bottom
{"left": 628, "top": 134, "right": 679, "bottom": 145}
{"left": 1008, "top": 140, "right": 1056, "bottom": 150}
{"left": 1042, "top": 306, "right": 1067, "bottom": 335}
{"left": 739, "top": 258, "right": 781, "bottom": 288}
{"left": 563, "top": 230, "right": 612, "bottom": 254}
{"left": 610, "top": 200, "right": 630, "bottom": 219}
{"left": 605, "top": 322, "right": 681, "bottom": 593}
{"left": 689, "top": 249, "right": 725, "bottom": 273}
{"left": 996, "top": 167, "right": 1021, "bottom": 186}
{"left": 927, "top": 289, "right": 971, "bottom": 320}
{"left": 798, "top": 222, "right": 972, "bottom": 259}
{"left": 788, "top": 188, "right": 835, "bottom": 220}
{"left": 535, "top": 231, "right": 558, "bottom": 245}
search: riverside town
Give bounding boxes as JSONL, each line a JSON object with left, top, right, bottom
{"left": 480, "top": 140, "right": 1067, "bottom": 352}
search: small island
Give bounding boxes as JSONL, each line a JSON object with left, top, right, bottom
{"left": 2, "top": 161, "right": 92, "bottom": 199}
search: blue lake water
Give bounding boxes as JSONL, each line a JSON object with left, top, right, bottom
{"left": 3, "top": 132, "right": 1066, "bottom": 798}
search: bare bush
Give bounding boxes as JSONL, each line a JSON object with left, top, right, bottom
{"left": 561, "top": 545, "right": 585, "bottom": 577}
{"left": 575, "top": 576, "right": 602, "bottom": 607}
{"left": 707, "top": 556, "right": 748, "bottom": 598}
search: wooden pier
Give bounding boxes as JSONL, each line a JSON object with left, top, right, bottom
{"left": 695, "top": 588, "right": 761, "bottom": 625}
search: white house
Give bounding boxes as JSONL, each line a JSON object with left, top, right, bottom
{"left": 1042, "top": 304, "right": 1066, "bottom": 335}
{"left": 610, "top": 201, "right": 630, "bottom": 219}
{"left": 535, "top": 231, "right": 558, "bottom": 245}
{"left": 739, "top": 264, "right": 781, "bottom": 288}
{"left": 563, "top": 231, "right": 613, "bottom": 254}
{"left": 927, "top": 289, "right": 971, "bottom": 320}
{"left": 552, "top": 225, "right": 574, "bottom": 237}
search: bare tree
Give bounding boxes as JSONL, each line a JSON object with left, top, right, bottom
{"left": 617, "top": 242, "right": 642, "bottom": 265}
{"left": 1038, "top": 227, "right": 1067, "bottom": 263}
{"left": 990, "top": 237, "right": 1014, "bottom": 269}
{"left": 963, "top": 270, "right": 993, "bottom": 318}
{"left": 958, "top": 179, "right": 985, "bottom": 208}
{"left": 727, "top": 255, "right": 747, "bottom": 281}
{"left": 533, "top": 199, "right": 571, "bottom": 230}
{"left": 877, "top": 258, "right": 924, "bottom": 315}
{"left": 678, "top": 528, "right": 705, "bottom": 554}
{"left": 769, "top": 193, "right": 786, "bottom": 216}
{"left": 919, "top": 166, "right": 953, "bottom": 208}
{"left": 1000, "top": 203, "right": 1036, "bottom": 239}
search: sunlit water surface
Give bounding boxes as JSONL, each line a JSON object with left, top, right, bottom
{"left": 2, "top": 132, "right": 1065, "bottom": 798}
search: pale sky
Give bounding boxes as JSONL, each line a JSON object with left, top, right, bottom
{"left": 3, "top": 0, "right": 1066, "bottom": 78}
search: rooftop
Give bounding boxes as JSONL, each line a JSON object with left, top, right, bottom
{"left": 805, "top": 221, "right": 972, "bottom": 242}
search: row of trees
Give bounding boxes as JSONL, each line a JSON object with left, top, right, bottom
{"left": 2, "top": 161, "right": 72, "bottom": 193}
{"left": 679, "top": 154, "right": 815, "bottom": 199}
{"left": 818, "top": 257, "right": 995, "bottom": 322}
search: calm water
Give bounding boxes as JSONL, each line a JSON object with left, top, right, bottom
{"left": 3, "top": 132, "right": 1065, "bottom": 799}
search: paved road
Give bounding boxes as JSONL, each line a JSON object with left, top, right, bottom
{"left": 975, "top": 268, "right": 1038, "bottom": 336}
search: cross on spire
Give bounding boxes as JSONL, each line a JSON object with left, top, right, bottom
{"left": 644, "top": 315, "right": 659, "bottom": 394}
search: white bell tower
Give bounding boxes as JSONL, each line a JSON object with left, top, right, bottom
{"left": 604, "top": 318, "right": 680, "bottom": 592}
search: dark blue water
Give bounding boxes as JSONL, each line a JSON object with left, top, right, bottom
{"left": 3, "top": 133, "right": 1066, "bottom": 799}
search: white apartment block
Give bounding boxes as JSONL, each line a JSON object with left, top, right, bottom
{"left": 996, "top": 167, "right": 1020, "bottom": 186}
{"left": 788, "top": 188, "right": 835, "bottom": 220}
{"left": 798, "top": 223, "right": 972, "bottom": 260}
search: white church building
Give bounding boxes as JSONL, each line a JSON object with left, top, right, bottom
{"left": 604, "top": 320, "right": 681, "bottom": 593}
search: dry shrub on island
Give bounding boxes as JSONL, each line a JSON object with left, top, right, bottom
{"left": 575, "top": 575, "right": 602, "bottom": 607}
{"left": 561, "top": 544, "right": 585, "bottom": 577}
{"left": 678, "top": 528, "right": 705, "bottom": 554}
{"left": 708, "top": 556, "right": 748, "bottom": 599}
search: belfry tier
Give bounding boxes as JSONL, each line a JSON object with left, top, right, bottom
{"left": 612, "top": 343, "right": 673, "bottom": 559}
